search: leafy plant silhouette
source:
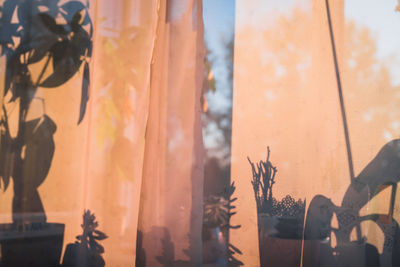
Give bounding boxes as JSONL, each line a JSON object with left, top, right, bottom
{"left": 0, "top": 0, "right": 93, "bottom": 225}
{"left": 77, "top": 210, "right": 108, "bottom": 258}
{"left": 224, "top": 182, "right": 243, "bottom": 267}
{"left": 62, "top": 210, "right": 108, "bottom": 267}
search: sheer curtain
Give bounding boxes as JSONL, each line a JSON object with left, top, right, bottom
{"left": 89, "top": 0, "right": 204, "bottom": 265}
{"left": 135, "top": 0, "right": 205, "bottom": 266}
{"left": 231, "top": 0, "right": 400, "bottom": 266}
{"left": 0, "top": 0, "right": 204, "bottom": 266}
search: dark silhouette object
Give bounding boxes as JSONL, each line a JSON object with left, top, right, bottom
{"left": 135, "top": 231, "right": 146, "bottom": 267}
{"left": 227, "top": 243, "right": 243, "bottom": 267}
{"left": 62, "top": 210, "right": 108, "bottom": 267}
{"left": 304, "top": 195, "right": 335, "bottom": 241}
{"left": 302, "top": 195, "right": 338, "bottom": 267}
{"left": 0, "top": 0, "right": 92, "bottom": 265}
{"left": 147, "top": 228, "right": 189, "bottom": 267}
{"left": 0, "top": 223, "right": 65, "bottom": 267}
{"left": 224, "top": 183, "right": 243, "bottom": 267}
{"left": 272, "top": 195, "right": 305, "bottom": 239}
{"left": 155, "top": 228, "right": 180, "bottom": 267}
{"left": 303, "top": 139, "right": 400, "bottom": 267}
{"left": 138, "top": 227, "right": 206, "bottom": 267}
{"left": 257, "top": 196, "right": 306, "bottom": 267}
{"left": 249, "top": 148, "right": 306, "bottom": 267}
{"left": 302, "top": 196, "right": 381, "bottom": 267}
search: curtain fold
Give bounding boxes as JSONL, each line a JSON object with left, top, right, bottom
{"left": 136, "top": 0, "right": 205, "bottom": 266}
{"left": 84, "top": 0, "right": 159, "bottom": 265}
{"left": 87, "top": 0, "right": 205, "bottom": 265}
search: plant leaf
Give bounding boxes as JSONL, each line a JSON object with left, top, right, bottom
{"left": 94, "top": 230, "right": 108, "bottom": 240}
{"left": 71, "top": 11, "right": 83, "bottom": 32}
{"left": 78, "top": 62, "right": 89, "bottom": 124}
{"left": 228, "top": 243, "right": 243, "bottom": 255}
{"left": 38, "top": 13, "right": 67, "bottom": 35}
{"left": 39, "top": 39, "right": 83, "bottom": 88}
{"left": 22, "top": 115, "right": 56, "bottom": 188}
{"left": 39, "top": 18, "right": 90, "bottom": 87}
{"left": 51, "top": 40, "right": 69, "bottom": 70}
{"left": 2, "top": 0, "right": 18, "bottom": 23}
{"left": 0, "top": 23, "right": 19, "bottom": 45}
{"left": 0, "top": 132, "right": 13, "bottom": 191}
{"left": 61, "top": 1, "right": 86, "bottom": 22}
{"left": 17, "top": 1, "right": 40, "bottom": 26}
{"left": 95, "top": 243, "right": 104, "bottom": 253}
{"left": 27, "top": 34, "right": 58, "bottom": 64}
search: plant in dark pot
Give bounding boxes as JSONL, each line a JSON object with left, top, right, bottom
{"left": 248, "top": 147, "right": 305, "bottom": 267}
{"left": 0, "top": 0, "right": 93, "bottom": 265}
{"left": 62, "top": 210, "right": 108, "bottom": 267}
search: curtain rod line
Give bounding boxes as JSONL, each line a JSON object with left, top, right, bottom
{"left": 325, "top": 0, "right": 355, "bottom": 183}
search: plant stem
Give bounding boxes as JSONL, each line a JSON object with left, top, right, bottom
{"left": 2, "top": 104, "right": 10, "bottom": 134}
{"left": 35, "top": 54, "right": 51, "bottom": 87}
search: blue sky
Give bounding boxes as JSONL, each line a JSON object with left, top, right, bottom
{"left": 202, "top": 0, "right": 235, "bottom": 117}
{"left": 203, "top": 0, "right": 235, "bottom": 51}
{"left": 202, "top": 0, "right": 235, "bottom": 151}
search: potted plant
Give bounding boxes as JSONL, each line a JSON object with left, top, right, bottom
{"left": 248, "top": 147, "right": 305, "bottom": 267}
{"left": 203, "top": 182, "right": 243, "bottom": 266}
{"left": 0, "top": 0, "right": 93, "bottom": 265}
{"left": 62, "top": 210, "right": 108, "bottom": 267}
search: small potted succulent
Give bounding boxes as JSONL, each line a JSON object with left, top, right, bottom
{"left": 249, "top": 147, "right": 305, "bottom": 267}
{"left": 203, "top": 182, "right": 243, "bottom": 266}
{"left": 62, "top": 210, "right": 108, "bottom": 267}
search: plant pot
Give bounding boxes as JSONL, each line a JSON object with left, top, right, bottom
{"left": 62, "top": 243, "right": 105, "bottom": 267}
{"left": 202, "top": 226, "right": 226, "bottom": 264}
{"left": 302, "top": 238, "right": 336, "bottom": 267}
{"left": 0, "top": 223, "right": 65, "bottom": 267}
{"left": 303, "top": 240, "right": 381, "bottom": 267}
{"left": 335, "top": 241, "right": 366, "bottom": 267}
{"left": 258, "top": 215, "right": 303, "bottom": 267}
{"left": 259, "top": 234, "right": 302, "bottom": 267}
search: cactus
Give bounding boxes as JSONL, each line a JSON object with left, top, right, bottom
{"left": 248, "top": 147, "right": 277, "bottom": 215}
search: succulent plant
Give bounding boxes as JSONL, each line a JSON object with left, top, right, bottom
{"left": 248, "top": 147, "right": 277, "bottom": 215}
{"left": 63, "top": 210, "right": 108, "bottom": 267}
{"left": 249, "top": 148, "right": 305, "bottom": 239}
{"left": 204, "top": 182, "right": 239, "bottom": 230}
{"left": 76, "top": 210, "right": 108, "bottom": 254}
